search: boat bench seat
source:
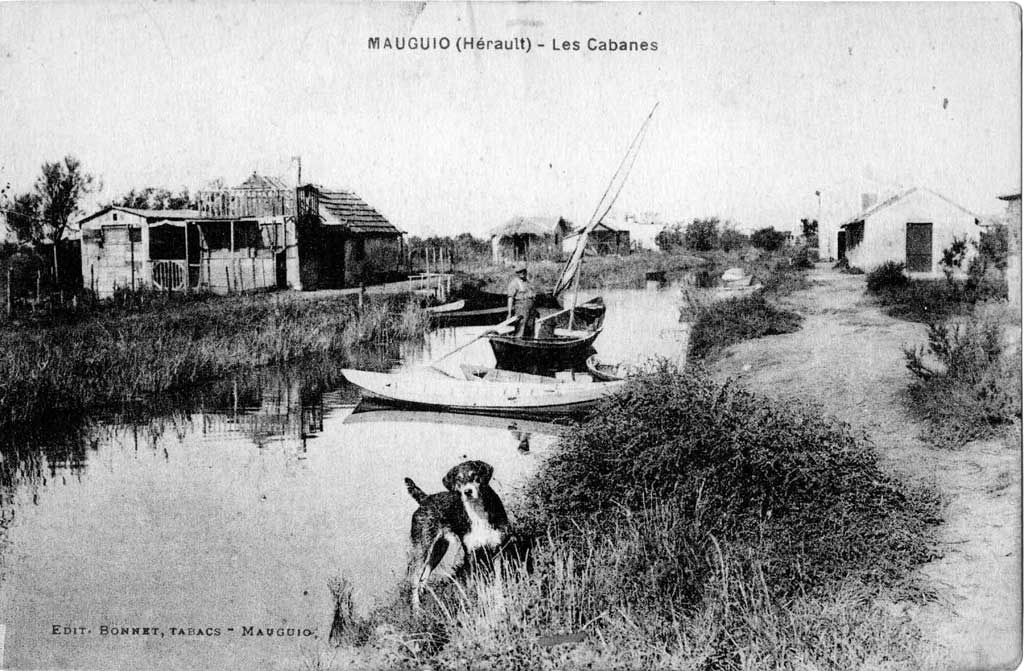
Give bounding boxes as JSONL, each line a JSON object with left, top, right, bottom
{"left": 553, "top": 328, "right": 591, "bottom": 338}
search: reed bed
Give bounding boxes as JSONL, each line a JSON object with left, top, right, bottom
{"left": 0, "top": 293, "right": 428, "bottom": 429}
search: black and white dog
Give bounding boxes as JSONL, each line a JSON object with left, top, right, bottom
{"left": 403, "top": 460, "right": 511, "bottom": 611}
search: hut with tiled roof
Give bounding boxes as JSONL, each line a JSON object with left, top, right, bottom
{"left": 295, "top": 184, "right": 404, "bottom": 289}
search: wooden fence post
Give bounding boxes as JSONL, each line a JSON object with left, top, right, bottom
{"left": 225, "top": 266, "right": 231, "bottom": 295}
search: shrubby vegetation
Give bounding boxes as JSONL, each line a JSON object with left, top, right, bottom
{"left": 904, "top": 311, "right": 1020, "bottom": 449}
{"left": 750, "top": 226, "right": 790, "bottom": 251}
{"left": 865, "top": 238, "right": 1020, "bottom": 448}
{"left": 686, "top": 292, "right": 803, "bottom": 360}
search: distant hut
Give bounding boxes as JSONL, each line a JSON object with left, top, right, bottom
{"left": 560, "top": 221, "right": 631, "bottom": 256}
{"left": 295, "top": 184, "right": 405, "bottom": 289}
{"left": 490, "top": 216, "right": 573, "bottom": 263}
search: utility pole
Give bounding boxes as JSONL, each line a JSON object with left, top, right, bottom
{"left": 292, "top": 155, "right": 302, "bottom": 186}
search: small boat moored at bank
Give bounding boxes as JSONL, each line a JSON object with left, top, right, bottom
{"left": 342, "top": 365, "right": 624, "bottom": 417}
{"left": 426, "top": 291, "right": 510, "bottom": 328}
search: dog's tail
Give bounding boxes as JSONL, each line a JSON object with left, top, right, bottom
{"left": 404, "top": 477, "right": 429, "bottom": 504}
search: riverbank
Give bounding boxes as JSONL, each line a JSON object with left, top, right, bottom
{"left": 0, "top": 292, "right": 428, "bottom": 430}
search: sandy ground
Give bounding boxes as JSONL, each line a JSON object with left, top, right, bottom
{"left": 709, "top": 264, "right": 1021, "bottom": 670}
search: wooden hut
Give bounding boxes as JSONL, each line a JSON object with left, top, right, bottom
{"left": 489, "top": 216, "right": 574, "bottom": 263}
{"left": 295, "top": 184, "right": 404, "bottom": 289}
{"left": 560, "top": 221, "right": 631, "bottom": 256}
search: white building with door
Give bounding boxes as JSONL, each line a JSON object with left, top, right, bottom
{"left": 837, "top": 187, "right": 983, "bottom": 275}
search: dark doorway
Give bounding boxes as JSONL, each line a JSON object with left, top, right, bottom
{"left": 905, "top": 222, "right": 933, "bottom": 272}
{"left": 837, "top": 231, "right": 847, "bottom": 260}
{"left": 275, "top": 250, "right": 287, "bottom": 289}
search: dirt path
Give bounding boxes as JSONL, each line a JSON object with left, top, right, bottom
{"left": 709, "top": 265, "right": 1021, "bottom": 670}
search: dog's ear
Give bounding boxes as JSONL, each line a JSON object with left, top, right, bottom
{"left": 442, "top": 465, "right": 459, "bottom": 492}
{"left": 475, "top": 461, "right": 493, "bottom": 484}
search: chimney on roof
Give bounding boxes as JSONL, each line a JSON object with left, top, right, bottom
{"left": 861, "top": 193, "right": 877, "bottom": 212}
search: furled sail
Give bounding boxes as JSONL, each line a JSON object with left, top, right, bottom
{"left": 552, "top": 103, "right": 659, "bottom": 298}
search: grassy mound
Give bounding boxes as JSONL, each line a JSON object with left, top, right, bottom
{"left": 522, "top": 363, "right": 940, "bottom": 600}
{"left": 686, "top": 293, "right": 803, "bottom": 360}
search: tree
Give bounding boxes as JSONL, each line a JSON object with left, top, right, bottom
{"left": 655, "top": 223, "right": 686, "bottom": 251}
{"left": 111, "top": 186, "right": 193, "bottom": 210}
{"left": 800, "top": 218, "right": 819, "bottom": 248}
{"left": 35, "top": 156, "right": 95, "bottom": 280}
{"left": 719, "top": 223, "right": 749, "bottom": 252}
{"left": 7, "top": 192, "right": 42, "bottom": 243}
{"left": 684, "top": 217, "right": 719, "bottom": 251}
{"left": 750, "top": 227, "right": 789, "bottom": 251}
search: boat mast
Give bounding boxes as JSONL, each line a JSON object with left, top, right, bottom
{"left": 556, "top": 102, "right": 659, "bottom": 308}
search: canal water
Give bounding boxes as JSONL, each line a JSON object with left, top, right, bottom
{"left": 0, "top": 287, "right": 688, "bottom": 670}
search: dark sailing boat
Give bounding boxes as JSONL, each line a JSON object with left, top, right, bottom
{"left": 487, "top": 104, "right": 659, "bottom": 374}
{"left": 487, "top": 296, "right": 606, "bottom": 373}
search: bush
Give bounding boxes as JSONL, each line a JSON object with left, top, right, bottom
{"left": 833, "top": 258, "right": 865, "bottom": 274}
{"left": 522, "top": 363, "right": 941, "bottom": 600}
{"left": 750, "top": 227, "right": 789, "bottom": 251}
{"left": 866, "top": 261, "right": 909, "bottom": 293}
{"left": 686, "top": 292, "right": 803, "bottom": 360}
{"left": 792, "top": 245, "right": 817, "bottom": 269}
{"left": 904, "top": 314, "right": 1021, "bottom": 448}
{"left": 978, "top": 222, "right": 1009, "bottom": 270}
{"left": 655, "top": 223, "right": 686, "bottom": 251}
{"left": 871, "top": 276, "right": 1007, "bottom": 324}
{"left": 684, "top": 217, "right": 719, "bottom": 251}
{"left": 719, "top": 225, "right": 748, "bottom": 253}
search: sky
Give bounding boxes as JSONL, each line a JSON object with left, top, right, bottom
{"left": 0, "top": 2, "right": 1019, "bottom": 236}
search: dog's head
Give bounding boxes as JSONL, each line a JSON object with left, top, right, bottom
{"left": 442, "top": 460, "right": 494, "bottom": 501}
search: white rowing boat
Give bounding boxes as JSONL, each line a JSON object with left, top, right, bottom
{"left": 341, "top": 367, "right": 625, "bottom": 417}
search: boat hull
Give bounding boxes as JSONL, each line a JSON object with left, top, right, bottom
{"left": 342, "top": 368, "right": 623, "bottom": 418}
{"left": 488, "top": 331, "right": 600, "bottom": 374}
{"left": 430, "top": 305, "right": 509, "bottom": 328}
{"left": 427, "top": 291, "right": 510, "bottom": 328}
{"left": 487, "top": 297, "right": 606, "bottom": 374}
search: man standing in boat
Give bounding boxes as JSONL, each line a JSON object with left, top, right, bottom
{"left": 506, "top": 263, "right": 538, "bottom": 338}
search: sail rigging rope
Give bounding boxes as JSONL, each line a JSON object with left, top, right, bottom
{"left": 553, "top": 102, "right": 660, "bottom": 297}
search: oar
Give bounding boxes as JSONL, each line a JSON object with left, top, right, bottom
{"left": 428, "top": 315, "right": 519, "bottom": 370}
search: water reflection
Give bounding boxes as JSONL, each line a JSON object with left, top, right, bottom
{"left": 0, "top": 285, "right": 685, "bottom": 670}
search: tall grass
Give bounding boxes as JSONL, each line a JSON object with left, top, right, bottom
{"left": 0, "top": 293, "right": 428, "bottom": 429}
